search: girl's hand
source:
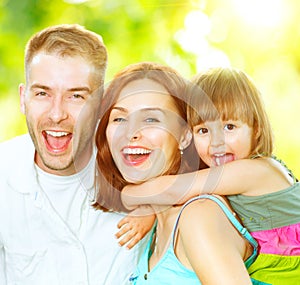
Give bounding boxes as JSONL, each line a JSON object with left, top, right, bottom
{"left": 115, "top": 206, "right": 156, "bottom": 249}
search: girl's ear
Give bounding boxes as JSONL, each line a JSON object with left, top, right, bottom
{"left": 253, "top": 124, "right": 261, "bottom": 140}
{"left": 179, "top": 128, "right": 192, "bottom": 151}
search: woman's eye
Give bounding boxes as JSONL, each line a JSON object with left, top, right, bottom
{"left": 113, "top": 117, "right": 126, "bottom": 122}
{"left": 145, "top": 118, "right": 160, "bottom": 123}
{"left": 224, "top": 124, "right": 235, "bottom": 131}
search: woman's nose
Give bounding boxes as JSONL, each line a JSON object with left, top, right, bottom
{"left": 125, "top": 120, "right": 142, "bottom": 141}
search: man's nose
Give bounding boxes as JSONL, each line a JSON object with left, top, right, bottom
{"left": 48, "top": 96, "right": 68, "bottom": 123}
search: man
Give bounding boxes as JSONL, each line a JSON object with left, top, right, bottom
{"left": 0, "top": 24, "right": 145, "bottom": 285}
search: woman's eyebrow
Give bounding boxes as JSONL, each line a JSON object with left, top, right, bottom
{"left": 111, "top": 107, "right": 166, "bottom": 114}
{"left": 111, "top": 106, "right": 127, "bottom": 112}
{"left": 140, "top": 107, "right": 166, "bottom": 115}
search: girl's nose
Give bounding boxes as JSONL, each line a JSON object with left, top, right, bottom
{"left": 209, "top": 124, "right": 225, "bottom": 152}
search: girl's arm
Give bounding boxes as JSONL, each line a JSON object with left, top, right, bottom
{"left": 121, "top": 157, "right": 289, "bottom": 209}
{"left": 178, "top": 198, "right": 253, "bottom": 285}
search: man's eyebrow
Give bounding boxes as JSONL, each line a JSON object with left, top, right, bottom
{"left": 30, "top": 84, "right": 91, "bottom": 93}
{"left": 68, "top": 87, "right": 91, "bottom": 92}
{"left": 30, "top": 83, "right": 51, "bottom": 90}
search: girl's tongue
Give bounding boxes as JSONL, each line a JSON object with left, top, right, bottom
{"left": 214, "top": 153, "right": 235, "bottom": 166}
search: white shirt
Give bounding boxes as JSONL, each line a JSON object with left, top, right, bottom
{"left": 0, "top": 134, "right": 147, "bottom": 285}
{"left": 34, "top": 158, "right": 94, "bottom": 236}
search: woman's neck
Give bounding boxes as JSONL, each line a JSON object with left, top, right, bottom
{"left": 148, "top": 205, "right": 181, "bottom": 270}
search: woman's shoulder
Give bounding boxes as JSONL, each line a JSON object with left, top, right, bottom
{"left": 178, "top": 195, "right": 234, "bottom": 230}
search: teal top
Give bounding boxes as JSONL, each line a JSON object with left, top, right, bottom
{"left": 130, "top": 194, "right": 265, "bottom": 284}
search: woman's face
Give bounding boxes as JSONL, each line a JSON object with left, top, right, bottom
{"left": 106, "top": 78, "right": 188, "bottom": 183}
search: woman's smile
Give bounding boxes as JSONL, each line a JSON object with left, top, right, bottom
{"left": 122, "top": 146, "right": 152, "bottom": 166}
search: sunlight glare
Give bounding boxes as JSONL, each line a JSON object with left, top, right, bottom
{"left": 196, "top": 49, "right": 231, "bottom": 72}
{"left": 174, "top": 10, "right": 211, "bottom": 54}
{"left": 232, "top": 0, "right": 284, "bottom": 28}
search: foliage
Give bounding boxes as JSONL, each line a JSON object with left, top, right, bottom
{"left": 0, "top": 0, "right": 299, "bottom": 176}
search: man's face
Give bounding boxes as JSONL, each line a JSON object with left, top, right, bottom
{"left": 20, "top": 52, "right": 102, "bottom": 175}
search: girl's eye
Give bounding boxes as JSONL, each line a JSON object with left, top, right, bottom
{"left": 194, "top": 127, "right": 208, "bottom": 135}
{"left": 224, "top": 124, "right": 235, "bottom": 131}
{"left": 193, "top": 124, "right": 209, "bottom": 135}
{"left": 197, "top": 127, "right": 208, "bottom": 135}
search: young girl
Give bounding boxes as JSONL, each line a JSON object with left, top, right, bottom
{"left": 121, "top": 67, "right": 300, "bottom": 284}
{"left": 94, "top": 62, "right": 261, "bottom": 284}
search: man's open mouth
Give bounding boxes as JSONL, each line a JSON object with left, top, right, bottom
{"left": 43, "top": 130, "right": 73, "bottom": 153}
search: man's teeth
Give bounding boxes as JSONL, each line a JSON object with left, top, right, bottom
{"left": 45, "top": 131, "right": 69, "bottom": 137}
{"left": 123, "top": 148, "right": 151, "bottom": 155}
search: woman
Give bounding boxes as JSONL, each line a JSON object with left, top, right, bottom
{"left": 93, "top": 62, "right": 258, "bottom": 284}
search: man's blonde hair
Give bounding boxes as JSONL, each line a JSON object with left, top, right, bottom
{"left": 24, "top": 24, "right": 107, "bottom": 86}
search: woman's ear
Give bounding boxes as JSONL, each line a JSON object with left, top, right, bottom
{"left": 179, "top": 128, "right": 192, "bottom": 151}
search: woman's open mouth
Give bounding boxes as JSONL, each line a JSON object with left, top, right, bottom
{"left": 122, "top": 147, "right": 152, "bottom": 166}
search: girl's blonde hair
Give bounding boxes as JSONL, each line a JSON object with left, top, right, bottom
{"left": 187, "top": 67, "right": 273, "bottom": 157}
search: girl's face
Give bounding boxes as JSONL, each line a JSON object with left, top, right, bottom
{"left": 106, "top": 78, "right": 190, "bottom": 183}
{"left": 193, "top": 119, "right": 253, "bottom": 167}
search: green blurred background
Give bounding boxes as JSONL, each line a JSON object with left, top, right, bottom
{"left": 0, "top": 0, "right": 299, "bottom": 177}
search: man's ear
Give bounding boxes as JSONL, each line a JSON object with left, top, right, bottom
{"left": 179, "top": 128, "right": 192, "bottom": 151}
{"left": 19, "top": 83, "right": 26, "bottom": 114}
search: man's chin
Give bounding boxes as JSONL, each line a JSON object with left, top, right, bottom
{"left": 37, "top": 155, "right": 74, "bottom": 175}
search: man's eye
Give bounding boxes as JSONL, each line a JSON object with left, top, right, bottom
{"left": 36, "top": 91, "right": 47, "bottom": 96}
{"left": 73, "top": 94, "right": 84, "bottom": 99}
{"left": 224, "top": 124, "right": 235, "bottom": 131}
